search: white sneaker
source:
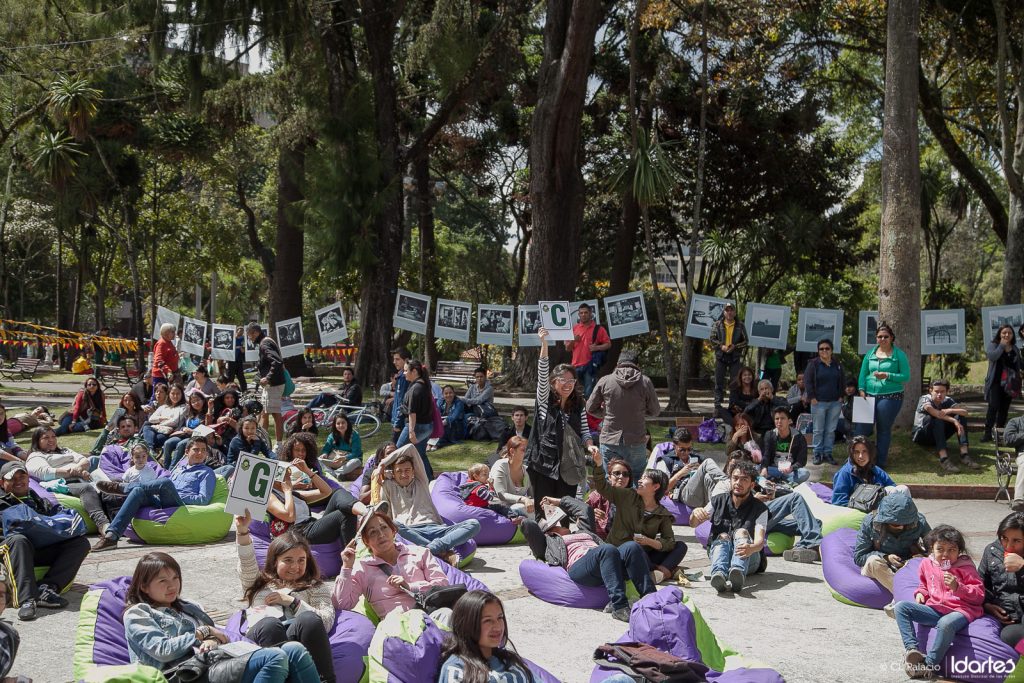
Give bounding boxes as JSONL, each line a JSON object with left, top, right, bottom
{"left": 884, "top": 601, "right": 896, "bottom": 619}
{"left": 652, "top": 570, "right": 666, "bottom": 584}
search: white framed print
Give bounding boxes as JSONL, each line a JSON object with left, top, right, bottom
{"left": 393, "top": 289, "right": 430, "bottom": 335}
{"left": 315, "top": 302, "right": 348, "bottom": 346}
{"left": 796, "top": 308, "right": 844, "bottom": 354}
{"left": 569, "top": 299, "right": 600, "bottom": 325}
{"left": 604, "top": 292, "right": 649, "bottom": 338}
{"left": 477, "top": 304, "right": 514, "bottom": 346}
{"left": 744, "top": 302, "right": 790, "bottom": 350}
{"left": 179, "top": 317, "right": 207, "bottom": 356}
{"left": 210, "top": 324, "right": 236, "bottom": 361}
{"left": 858, "top": 310, "right": 879, "bottom": 355}
{"left": 517, "top": 306, "right": 542, "bottom": 347}
{"left": 920, "top": 309, "right": 965, "bottom": 354}
{"left": 276, "top": 317, "right": 305, "bottom": 358}
{"left": 981, "top": 304, "right": 1024, "bottom": 350}
{"left": 684, "top": 294, "right": 732, "bottom": 340}
{"left": 435, "top": 299, "right": 472, "bottom": 343}
{"left": 152, "top": 305, "right": 181, "bottom": 342}
{"left": 244, "top": 322, "right": 265, "bottom": 362}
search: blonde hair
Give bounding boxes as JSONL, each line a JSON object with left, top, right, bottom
{"left": 467, "top": 463, "right": 489, "bottom": 479}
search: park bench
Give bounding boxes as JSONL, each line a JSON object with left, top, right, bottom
{"left": 0, "top": 358, "right": 41, "bottom": 382}
{"left": 994, "top": 427, "right": 1020, "bottom": 505}
{"left": 434, "top": 360, "right": 479, "bottom": 386}
{"left": 94, "top": 364, "right": 135, "bottom": 392}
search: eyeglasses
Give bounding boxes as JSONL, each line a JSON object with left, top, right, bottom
{"left": 608, "top": 471, "right": 630, "bottom": 478}
{"left": 556, "top": 378, "right": 577, "bottom": 386}
{"left": 676, "top": 447, "right": 692, "bottom": 453}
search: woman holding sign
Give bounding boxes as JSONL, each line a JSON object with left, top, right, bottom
{"left": 524, "top": 328, "right": 598, "bottom": 524}
{"left": 265, "top": 457, "right": 367, "bottom": 546}
{"left": 856, "top": 324, "right": 910, "bottom": 468}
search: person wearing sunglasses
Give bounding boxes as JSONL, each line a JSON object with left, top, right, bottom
{"left": 649, "top": 429, "right": 705, "bottom": 502}
{"left": 804, "top": 338, "right": 845, "bottom": 466}
{"left": 856, "top": 324, "right": 910, "bottom": 468}
{"left": 586, "top": 458, "right": 632, "bottom": 540}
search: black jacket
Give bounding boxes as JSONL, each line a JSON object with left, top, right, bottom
{"left": 488, "top": 423, "right": 533, "bottom": 467}
{"left": 709, "top": 318, "right": 748, "bottom": 360}
{"left": 979, "top": 540, "right": 1024, "bottom": 622}
{"left": 762, "top": 428, "right": 808, "bottom": 470}
{"left": 256, "top": 334, "right": 285, "bottom": 386}
{"left": 525, "top": 398, "right": 583, "bottom": 481}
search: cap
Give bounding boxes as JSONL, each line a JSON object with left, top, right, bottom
{"left": 356, "top": 501, "right": 391, "bottom": 539}
{"left": 723, "top": 302, "right": 736, "bottom": 310}
{"left": 1, "top": 462, "right": 27, "bottom": 481}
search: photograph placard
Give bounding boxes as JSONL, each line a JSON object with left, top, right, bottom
{"left": 517, "top": 306, "right": 542, "bottom": 347}
{"left": 981, "top": 304, "right": 1024, "bottom": 350}
{"left": 210, "top": 324, "right": 236, "bottom": 361}
{"left": 179, "top": 317, "right": 207, "bottom": 356}
{"left": 315, "top": 302, "right": 348, "bottom": 346}
{"left": 796, "top": 308, "right": 844, "bottom": 354}
{"left": 569, "top": 299, "right": 600, "bottom": 325}
{"left": 244, "top": 322, "right": 266, "bottom": 362}
{"left": 604, "top": 292, "right": 649, "bottom": 338}
{"left": 858, "top": 310, "right": 879, "bottom": 355}
{"left": 477, "top": 304, "right": 514, "bottom": 346}
{"left": 152, "top": 305, "right": 181, "bottom": 342}
{"left": 744, "top": 302, "right": 790, "bottom": 350}
{"left": 393, "top": 289, "right": 430, "bottom": 335}
{"left": 920, "top": 309, "right": 965, "bottom": 354}
{"left": 276, "top": 317, "right": 305, "bottom": 358}
{"left": 684, "top": 294, "right": 732, "bottom": 340}
{"left": 435, "top": 298, "right": 472, "bottom": 343}
{"left": 539, "top": 301, "right": 574, "bottom": 341}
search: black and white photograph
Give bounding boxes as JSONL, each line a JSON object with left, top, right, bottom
{"left": 392, "top": 289, "right": 431, "bottom": 335}
{"left": 858, "top": 310, "right": 879, "bottom": 355}
{"left": 315, "top": 302, "right": 348, "bottom": 346}
{"left": 684, "top": 294, "right": 733, "bottom": 340}
{"left": 276, "top": 317, "right": 305, "bottom": 358}
{"left": 151, "top": 305, "right": 181, "bottom": 342}
{"left": 604, "top": 291, "right": 649, "bottom": 338}
{"left": 477, "top": 304, "right": 514, "bottom": 346}
{"left": 518, "top": 305, "right": 542, "bottom": 347}
{"left": 920, "top": 309, "right": 965, "bottom": 354}
{"left": 744, "top": 302, "right": 790, "bottom": 350}
{"left": 982, "top": 304, "right": 1024, "bottom": 350}
{"left": 569, "top": 299, "right": 600, "bottom": 325}
{"left": 435, "top": 298, "right": 472, "bottom": 343}
{"left": 244, "top": 322, "right": 265, "bottom": 362}
{"left": 179, "top": 317, "right": 207, "bottom": 356}
{"left": 796, "top": 308, "right": 844, "bottom": 353}
{"left": 210, "top": 324, "right": 236, "bottom": 361}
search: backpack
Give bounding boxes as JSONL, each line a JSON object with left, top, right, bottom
{"left": 697, "top": 418, "right": 722, "bottom": 443}
{"left": 589, "top": 324, "right": 609, "bottom": 370}
{"left": 1002, "top": 367, "right": 1022, "bottom": 400}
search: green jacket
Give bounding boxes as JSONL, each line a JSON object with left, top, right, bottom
{"left": 592, "top": 464, "right": 675, "bottom": 551}
{"left": 858, "top": 345, "right": 911, "bottom": 396}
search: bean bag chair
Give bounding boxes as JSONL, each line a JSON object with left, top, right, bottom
{"left": 223, "top": 608, "right": 375, "bottom": 683}
{"left": 396, "top": 532, "right": 476, "bottom": 569}
{"left": 367, "top": 607, "right": 560, "bottom": 683}
{"left": 892, "top": 557, "right": 1024, "bottom": 683}
{"left": 794, "top": 482, "right": 864, "bottom": 536}
{"left": 429, "top": 471, "right": 524, "bottom": 546}
{"left": 820, "top": 527, "right": 892, "bottom": 609}
{"left": 661, "top": 497, "right": 691, "bottom": 526}
{"left": 589, "top": 587, "right": 784, "bottom": 683}
{"left": 692, "top": 520, "right": 795, "bottom": 557}
{"left": 122, "top": 476, "right": 233, "bottom": 545}
{"left": 806, "top": 481, "right": 833, "bottom": 504}
{"left": 248, "top": 518, "right": 344, "bottom": 578}
{"left": 518, "top": 559, "right": 639, "bottom": 609}
{"left": 99, "top": 445, "right": 170, "bottom": 480}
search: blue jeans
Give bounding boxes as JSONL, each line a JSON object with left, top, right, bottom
{"left": 765, "top": 466, "right": 810, "bottom": 485}
{"left": 708, "top": 538, "right": 762, "bottom": 577}
{"left": 396, "top": 422, "right": 434, "bottom": 480}
{"left": 575, "top": 364, "right": 597, "bottom": 399}
{"left": 142, "top": 425, "right": 171, "bottom": 452}
{"left": 396, "top": 520, "right": 480, "bottom": 555}
{"left": 855, "top": 395, "right": 903, "bottom": 468}
{"left": 567, "top": 541, "right": 654, "bottom": 610}
{"left": 56, "top": 413, "right": 89, "bottom": 435}
{"left": 811, "top": 400, "right": 842, "bottom": 458}
{"left": 106, "top": 479, "right": 184, "bottom": 540}
{"left": 767, "top": 493, "right": 822, "bottom": 549}
{"left": 600, "top": 443, "right": 649, "bottom": 487}
{"left": 912, "top": 416, "right": 969, "bottom": 455}
{"left": 894, "top": 601, "right": 968, "bottom": 666}
{"left": 241, "top": 641, "right": 320, "bottom": 683}
{"left": 163, "top": 436, "right": 189, "bottom": 469}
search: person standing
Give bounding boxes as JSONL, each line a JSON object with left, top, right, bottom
{"left": 389, "top": 347, "right": 412, "bottom": 443}
{"left": 709, "top": 303, "right": 748, "bottom": 410}
{"left": 564, "top": 303, "right": 610, "bottom": 399}
{"left": 226, "top": 326, "right": 248, "bottom": 391}
{"left": 856, "top": 324, "right": 910, "bottom": 469}
{"left": 395, "top": 360, "right": 435, "bottom": 480}
{"left": 150, "top": 323, "right": 180, "bottom": 399}
{"left": 804, "top": 338, "right": 844, "bottom": 465}
{"left": 983, "top": 324, "right": 1021, "bottom": 442}
{"left": 246, "top": 322, "right": 286, "bottom": 445}
{"left": 586, "top": 350, "right": 661, "bottom": 485}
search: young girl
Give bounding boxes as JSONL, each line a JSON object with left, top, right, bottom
{"left": 978, "top": 512, "right": 1024, "bottom": 648}
{"left": 122, "top": 551, "right": 320, "bottom": 682}
{"left": 123, "top": 444, "right": 157, "bottom": 484}
{"left": 319, "top": 414, "right": 362, "bottom": 479}
{"left": 235, "top": 512, "right": 336, "bottom": 680}
{"left": 437, "top": 590, "right": 534, "bottom": 683}
{"left": 221, "top": 416, "right": 272, "bottom": 477}
{"left": 894, "top": 525, "right": 984, "bottom": 678}
{"left": 289, "top": 408, "right": 319, "bottom": 438}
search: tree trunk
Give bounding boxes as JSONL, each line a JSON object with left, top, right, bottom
{"left": 272, "top": 143, "right": 307, "bottom": 376}
{"left": 1005, "top": 195, "right": 1024, "bottom": 303}
{"left": 642, "top": 206, "right": 678, "bottom": 398}
{"left": 0, "top": 155, "right": 13, "bottom": 319}
{"left": 879, "top": 0, "right": 922, "bottom": 429}
{"left": 994, "top": 0, "right": 1024, "bottom": 304}
{"left": 415, "top": 154, "right": 439, "bottom": 371}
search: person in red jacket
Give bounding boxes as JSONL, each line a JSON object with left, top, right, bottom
{"left": 55, "top": 377, "right": 107, "bottom": 435}
{"left": 151, "top": 323, "right": 179, "bottom": 399}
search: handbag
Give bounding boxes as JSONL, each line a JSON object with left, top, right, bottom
{"left": 377, "top": 564, "right": 467, "bottom": 613}
{"left": 1002, "top": 367, "right": 1022, "bottom": 400}
{"left": 593, "top": 642, "right": 710, "bottom": 683}
{"left": 848, "top": 483, "right": 886, "bottom": 513}
{"left": 163, "top": 647, "right": 255, "bottom": 683}
{"left": 0, "top": 504, "right": 87, "bottom": 548}
{"left": 559, "top": 427, "right": 589, "bottom": 486}
{"left": 588, "top": 324, "right": 608, "bottom": 370}
{"left": 283, "top": 369, "right": 295, "bottom": 397}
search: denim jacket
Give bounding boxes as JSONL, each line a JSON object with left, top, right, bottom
{"left": 123, "top": 600, "right": 212, "bottom": 668}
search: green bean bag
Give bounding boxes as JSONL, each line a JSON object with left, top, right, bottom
{"left": 123, "top": 476, "right": 233, "bottom": 545}
{"left": 794, "top": 482, "right": 865, "bottom": 536}
{"left": 54, "top": 493, "right": 98, "bottom": 534}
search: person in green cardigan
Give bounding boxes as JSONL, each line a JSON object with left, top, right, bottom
{"left": 856, "top": 323, "right": 910, "bottom": 468}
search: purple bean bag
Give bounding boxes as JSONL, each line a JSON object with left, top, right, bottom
{"left": 807, "top": 481, "right": 833, "bottom": 504}
{"left": 518, "top": 559, "right": 612, "bottom": 609}
{"left": 430, "top": 471, "right": 520, "bottom": 545}
{"left": 99, "top": 444, "right": 170, "bottom": 480}
{"left": 224, "top": 608, "right": 375, "bottom": 683}
{"left": 249, "top": 518, "right": 344, "bottom": 578}
{"left": 660, "top": 497, "right": 691, "bottom": 526}
{"left": 821, "top": 527, "right": 892, "bottom": 609}
{"left": 397, "top": 532, "right": 477, "bottom": 569}
{"left": 892, "top": 557, "right": 1020, "bottom": 683}
{"left": 439, "top": 559, "right": 490, "bottom": 593}
{"left": 347, "top": 480, "right": 362, "bottom": 499}
{"left": 29, "top": 479, "right": 58, "bottom": 506}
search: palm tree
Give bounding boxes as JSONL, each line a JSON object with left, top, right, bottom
{"left": 46, "top": 75, "right": 101, "bottom": 142}
{"left": 31, "top": 132, "right": 85, "bottom": 191}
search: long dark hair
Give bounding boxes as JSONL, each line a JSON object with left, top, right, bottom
{"left": 998, "top": 512, "right": 1024, "bottom": 542}
{"left": 81, "top": 377, "right": 105, "bottom": 414}
{"left": 125, "top": 552, "right": 186, "bottom": 612}
{"left": 405, "top": 359, "right": 430, "bottom": 384}
{"left": 280, "top": 432, "right": 319, "bottom": 470}
{"left": 329, "top": 413, "right": 352, "bottom": 446}
{"left": 186, "top": 392, "right": 208, "bottom": 419}
{"left": 242, "top": 532, "right": 322, "bottom": 606}
{"left": 213, "top": 388, "right": 240, "bottom": 416}
{"left": 30, "top": 426, "right": 61, "bottom": 454}
{"left": 730, "top": 366, "right": 756, "bottom": 393}
{"left": 848, "top": 436, "right": 878, "bottom": 482}
{"left": 167, "top": 383, "right": 186, "bottom": 407}
{"left": 119, "top": 392, "right": 141, "bottom": 415}
{"left": 439, "top": 591, "right": 533, "bottom": 683}
{"left": 993, "top": 324, "right": 1017, "bottom": 346}
{"left": 289, "top": 408, "right": 319, "bottom": 437}
{"left": 0, "top": 403, "right": 8, "bottom": 443}
{"left": 548, "top": 363, "right": 581, "bottom": 413}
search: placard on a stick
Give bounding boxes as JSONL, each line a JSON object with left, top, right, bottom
{"left": 539, "top": 301, "right": 573, "bottom": 341}
{"left": 225, "top": 452, "right": 280, "bottom": 519}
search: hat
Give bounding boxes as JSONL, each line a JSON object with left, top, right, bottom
{"left": 0, "top": 462, "right": 27, "bottom": 481}
{"left": 723, "top": 302, "right": 736, "bottom": 310}
{"left": 356, "top": 501, "right": 391, "bottom": 539}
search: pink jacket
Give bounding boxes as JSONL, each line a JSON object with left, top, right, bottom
{"left": 915, "top": 555, "right": 985, "bottom": 621}
{"left": 332, "top": 542, "right": 448, "bottom": 618}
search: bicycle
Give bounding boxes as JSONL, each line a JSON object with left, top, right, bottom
{"left": 282, "top": 397, "right": 382, "bottom": 440}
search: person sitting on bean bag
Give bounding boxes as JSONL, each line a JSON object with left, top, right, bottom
{"left": 266, "top": 457, "right": 366, "bottom": 546}
{"left": 652, "top": 430, "right": 705, "bottom": 502}
{"left": 586, "top": 458, "right": 631, "bottom": 540}
{"left": 235, "top": 511, "right": 337, "bottom": 681}
{"left": 437, "top": 590, "right": 534, "bottom": 682}
{"left": 92, "top": 436, "right": 217, "bottom": 551}
{"left": 759, "top": 407, "right": 810, "bottom": 486}
{"left": 489, "top": 436, "right": 533, "bottom": 516}
{"left": 831, "top": 436, "right": 909, "bottom": 507}
{"left": 854, "top": 491, "right": 931, "bottom": 616}
{"left": 375, "top": 446, "right": 480, "bottom": 566}
{"left": 319, "top": 414, "right": 362, "bottom": 480}
{"left": 459, "top": 463, "right": 525, "bottom": 522}
{"left": 978, "top": 511, "right": 1024, "bottom": 648}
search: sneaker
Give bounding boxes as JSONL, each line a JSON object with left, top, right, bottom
{"left": 1012, "top": 499, "right": 1024, "bottom": 513}
{"left": 812, "top": 455, "right": 822, "bottom": 466}
{"left": 603, "top": 602, "right": 614, "bottom": 613}
{"left": 756, "top": 553, "right": 768, "bottom": 574}
{"left": 92, "top": 535, "right": 119, "bottom": 552}
{"left": 884, "top": 600, "right": 896, "bottom": 619}
{"left": 37, "top": 585, "right": 68, "bottom": 609}
{"left": 782, "top": 547, "right": 818, "bottom": 564}
{"left": 17, "top": 600, "right": 36, "bottom": 621}
{"left": 652, "top": 570, "right": 666, "bottom": 584}
{"left": 904, "top": 649, "right": 926, "bottom": 677}
{"left": 959, "top": 455, "right": 982, "bottom": 471}
{"left": 96, "top": 481, "right": 127, "bottom": 496}
{"left": 440, "top": 551, "right": 460, "bottom": 567}
{"left": 728, "top": 568, "right": 745, "bottom": 592}
{"left": 710, "top": 572, "right": 727, "bottom": 593}
{"left": 611, "top": 607, "right": 631, "bottom": 623}
{"left": 938, "top": 457, "right": 961, "bottom": 475}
